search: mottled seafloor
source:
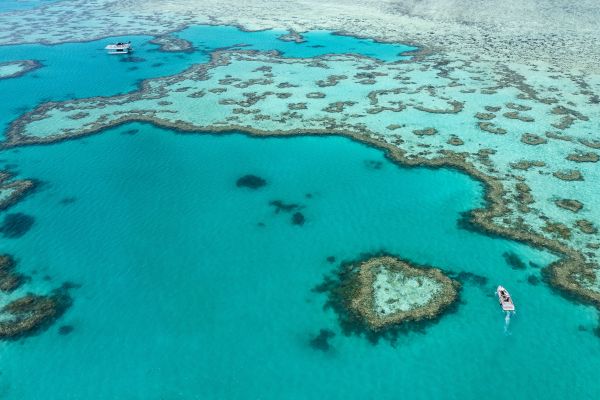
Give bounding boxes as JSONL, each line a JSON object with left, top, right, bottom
{"left": 0, "top": 1, "right": 599, "bottom": 399}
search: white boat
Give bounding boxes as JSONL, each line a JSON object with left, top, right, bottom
{"left": 496, "top": 285, "right": 515, "bottom": 311}
{"left": 105, "top": 42, "right": 133, "bottom": 54}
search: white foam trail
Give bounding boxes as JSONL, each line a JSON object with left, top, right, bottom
{"left": 504, "top": 311, "right": 513, "bottom": 334}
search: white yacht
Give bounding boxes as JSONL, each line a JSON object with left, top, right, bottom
{"left": 105, "top": 41, "right": 133, "bottom": 54}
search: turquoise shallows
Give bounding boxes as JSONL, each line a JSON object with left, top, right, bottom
{"left": 0, "top": 0, "right": 59, "bottom": 13}
{"left": 0, "top": 124, "right": 598, "bottom": 400}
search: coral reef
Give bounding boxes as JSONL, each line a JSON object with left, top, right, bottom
{"left": 0, "top": 212, "right": 35, "bottom": 238}
{"left": 236, "top": 174, "right": 267, "bottom": 189}
{"left": 0, "top": 254, "right": 24, "bottom": 293}
{"left": 309, "top": 329, "right": 335, "bottom": 351}
{"left": 149, "top": 34, "right": 194, "bottom": 52}
{"left": 0, "top": 289, "right": 71, "bottom": 339}
{"left": 503, "top": 252, "right": 527, "bottom": 270}
{"left": 330, "top": 256, "right": 459, "bottom": 331}
{"left": 278, "top": 30, "right": 305, "bottom": 43}
{"left": 58, "top": 325, "right": 74, "bottom": 335}
{"left": 291, "top": 211, "right": 305, "bottom": 226}
{"left": 555, "top": 199, "right": 583, "bottom": 213}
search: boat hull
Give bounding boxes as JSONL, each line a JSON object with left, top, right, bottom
{"left": 105, "top": 43, "right": 133, "bottom": 55}
{"left": 497, "top": 285, "right": 515, "bottom": 311}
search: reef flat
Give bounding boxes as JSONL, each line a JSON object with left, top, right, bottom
{"left": 5, "top": 46, "right": 599, "bottom": 307}
{"left": 341, "top": 256, "right": 459, "bottom": 330}
{"left": 0, "top": 60, "right": 41, "bottom": 79}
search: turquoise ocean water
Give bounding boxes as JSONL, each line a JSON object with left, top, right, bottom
{"left": 0, "top": 25, "right": 598, "bottom": 399}
{"left": 0, "top": 0, "right": 59, "bottom": 12}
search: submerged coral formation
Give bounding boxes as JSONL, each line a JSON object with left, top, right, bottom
{"left": 0, "top": 289, "right": 71, "bottom": 339}
{"left": 0, "top": 254, "right": 74, "bottom": 340}
{"left": 0, "top": 212, "right": 35, "bottom": 238}
{"left": 332, "top": 256, "right": 459, "bottom": 331}
{"left": 0, "top": 254, "right": 24, "bottom": 293}
{"left": 236, "top": 174, "right": 267, "bottom": 189}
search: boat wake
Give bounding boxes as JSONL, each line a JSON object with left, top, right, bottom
{"left": 504, "top": 310, "right": 515, "bottom": 334}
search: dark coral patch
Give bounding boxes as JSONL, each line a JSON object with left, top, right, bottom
{"left": 0, "top": 254, "right": 23, "bottom": 293}
{"left": 0, "top": 287, "right": 72, "bottom": 340}
{"left": 236, "top": 174, "right": 267, "bottom": 189}
{"left": 58, "top": 325, "right": 74, "bottom": 335}
{"left": 554, "top": 199, "right": 583, "bottom": 213}
{"left": 326, "top": 256, "right": 336, "bottom": 264}
{"left": 120, "top": 56, "right": 146, "bottom": 63}
{"left": 553, "top": 170, "right": 583, "bottom": 181}
{"left": 59, "top": 197, "right": 77, "bottom": 205}
{"left": 412, "top": 127, "right": 437, "bottom": 136}
{"left": 292, "top": 212, "right": 305, "bottom": 226}
{"left": 575, "top": 219, "right": 597, "bottom": 234}
{"left": 0, "top": 213, "right": 35, "bottom": 238}
{"left": 566, "top": 152, "right": 599, "bottom": 163}
{"left": 269, "top": 200, "right": 301, "bottom": 213}
{"left": 521, "top": 133, "right": 547, "bottom": 145}
{"left": 309, "top": 329, "right": 335, "bottom": 352}
{"left": 364, "top": 160, "right": 383, "bottom": 170}
{"left": 451, "top": 271, "right": 488, "bottom": 286}
{"left": 502, "top": 252, "right": 527, "bottom": 270}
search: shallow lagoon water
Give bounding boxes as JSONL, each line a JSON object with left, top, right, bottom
{"left": 0, "top": 124, "right": 598, "bottom": 399}
{"left": 0, "top": 24, "right": 599, "bottom": 400}
{"left": 0, "top": 0, "right": 59, "bottom": 13}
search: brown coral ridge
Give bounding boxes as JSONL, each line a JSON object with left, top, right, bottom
{"left": 0, "top": 171, "right": 36, "bottom": 211}
{"left": 0, "top": 254, "right": 24, "bottom": 293}
{"left": 0, "top": 286, "right": 72, "bottom": 339}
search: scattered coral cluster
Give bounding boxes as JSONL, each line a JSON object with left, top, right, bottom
{"left": 0, "top": 255, "right": 73, "bottom": 339}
